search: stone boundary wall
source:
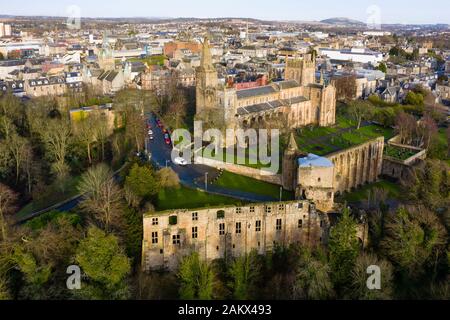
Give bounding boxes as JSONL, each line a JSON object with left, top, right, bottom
{"left": 194, "top": 156, "right": 282, "bottom": 185}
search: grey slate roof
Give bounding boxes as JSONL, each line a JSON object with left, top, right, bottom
{"left": 275, "top": 80, "right": 300, "bottom": 90}
{"left": 236, "top": 99, "right": 284, "bottom": 116}
{"left": 236, "top": 85, "right": 277, "bottom": 100}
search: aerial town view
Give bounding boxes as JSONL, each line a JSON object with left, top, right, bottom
{"left": 0, "top": 0, "right": 449, "bottom": 313}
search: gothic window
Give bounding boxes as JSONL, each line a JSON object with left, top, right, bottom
{"left": 192, "top": 227, "right": 198, "bottom": 239}
{"left": 255, "top": 220, "right": 262, "bottom": 232}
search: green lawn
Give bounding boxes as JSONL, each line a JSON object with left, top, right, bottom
{"left": 384, "top": 145, "right": 419, "bottom": 161}
{"left": 155, "top": 186, "right": 245, "bottom": 211}
{"left": 213, "top": 171, "right": 294, "bottom": 201}
{"left": 295, "top": 116, "right": 395, "bottom": 156}
{"left": 338, "top": 180, "right": 403, "bottom": 204}
{"left": 16, "top": 175, "right": 83, "bottom": 220}
{"left": 202, "top": 146, "right": 281, "bottom": 172}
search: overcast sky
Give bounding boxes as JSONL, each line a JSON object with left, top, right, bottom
{"left": 1, "top": 0, "right": 449, "bottom": 24}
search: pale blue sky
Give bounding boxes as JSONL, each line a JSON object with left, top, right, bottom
{"left": 1, "top": 0, "right": 449, "bottom": 24}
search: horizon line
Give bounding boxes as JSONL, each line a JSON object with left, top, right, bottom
{"left": 0, "top": 14, "right": 449, "bottom": 26}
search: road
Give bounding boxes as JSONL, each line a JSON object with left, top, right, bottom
{"left": 16, "top": 114, "right": 277, "bottom": 224}
{"left": 146, "top": 114, "right": 279, "bottom": 202}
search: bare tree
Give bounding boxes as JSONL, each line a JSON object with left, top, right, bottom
{"left": 78, "top": 164, "right": 123, "bottom": 232}
{"left": 395, "top": 112, "right": 417, "bottom": 145}
{"left": 37, "top": 119, "right": 71, "bottom": 179}
{"left": 347, "top": 101, "right": 374, "bottom": 130}
{"left": 0, "top": 184, "right": 17, "bottom": 241}
{"left": 74, "top": 116, "right": 98, "bottom": 165}
{"left": 7, "top": 133, "right": 29, "bottom": 184}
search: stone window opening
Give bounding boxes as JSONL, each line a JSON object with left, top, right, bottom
{"left": 217, "top": 210, "right": 225, "bottom": 219}
{"left": 276, "top": 219, "right": 282, "bottom": 231}
{"left": 255, "top": 220, "right": 262, "bottom": 232}
{"left": 298, "top": 219, "right": 303, "bottom": 228}
{"left": 236, "top": 222, "right": 242, "bottom": 234}
{"left": 152, "top": 218, "right": 159, "bottom": 226}
{"left": 236, "top": 207, "right": 242, "bottom": 214}
{"left": 169, "top": 216, "right": 178, "bottom": 226}
{"left": 278, "top": 204, "right": 285, "bottom": 211}
{"left": 192, "top": 227, "right": 198, "bottom": 239}
{"left": 265, "top": 206, "right": 272, "bottom": 214}
{"left": 192, "top": 212, "right": 198, "bottom": 221}
{"left": 152, "top": 232, "right": 158, "bottom": 244}
{"left": 172, "top": 234, "right": 181, "bottom": 245}
{"left": 219, "top": 223, "right": 225, "bottom": 236}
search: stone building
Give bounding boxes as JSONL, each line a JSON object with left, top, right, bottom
{"left": 195, "top": 37, "right": 336, "bottom": 130}
{"left": 142, "top": 201, "right": 329, "bottom": 271}
{"left": 282, "top": 136, "right": 386, "bottom": 212}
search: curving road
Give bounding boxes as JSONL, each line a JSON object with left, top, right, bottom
{"left": 146, "top": 114, "right": 279, "bottom": 203}
{"left": 16, "top": 114, "right": 277, "bottom": 223}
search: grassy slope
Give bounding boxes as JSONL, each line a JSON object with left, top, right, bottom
{"left": 155, "top": 185, "right": 245, "bottom": 211}
{"left": 339, "top": 180, "right": 403, "bottom": 203}
{"left": 213, "top": 171, "right": 294, "bottom": 200}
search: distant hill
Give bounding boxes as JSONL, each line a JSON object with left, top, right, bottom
{"left": 320, "top": 17, "right": 366, "bottom": 27}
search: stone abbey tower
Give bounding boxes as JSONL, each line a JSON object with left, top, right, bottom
{"left": 195, "top": 38, "right": 337, "bottom": 131}
{"left": 195, "top": 36, "right": 218, "bottom": 116}
{"left": 284, "top": 53, "right": 316, "bottom": 86}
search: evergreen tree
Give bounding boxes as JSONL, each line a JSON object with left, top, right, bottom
{"left": 328, "top": 207, "right": 360, "bottom": 291}
{"left": 178, "top": 252, "right": 217, "bottom": 300}
{"left": 75, "top": 226, "right": 131, "bottom": 300}
{"left": 228, "top": 250, "right": 261, "bottom": 300}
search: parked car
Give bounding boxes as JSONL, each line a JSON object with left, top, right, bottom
{"left": 164, "top": 133, "right": 171, "bottom": 145}
{"left": 173, "top": 157, "right": 188, "bottom": 166}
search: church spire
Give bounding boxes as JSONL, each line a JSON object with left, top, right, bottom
{"left": 287, "top": 132, "right": 299, "bottom": 152}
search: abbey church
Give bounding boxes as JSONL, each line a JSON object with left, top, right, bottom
{"left": 196, "top": 37, "right": 337, "bottom": 130}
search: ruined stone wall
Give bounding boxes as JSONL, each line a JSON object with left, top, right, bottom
{"left": 195, "top": 156, "right": 282, "bottom": 185}
{"left": 142, "top": 201, "right": 327, "bottom": 271}
{"left": 327, "top": 137, "right": 385, "bottom": 193}
{"left": 296, "top": 165, "right": 335, "bottom": 212}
